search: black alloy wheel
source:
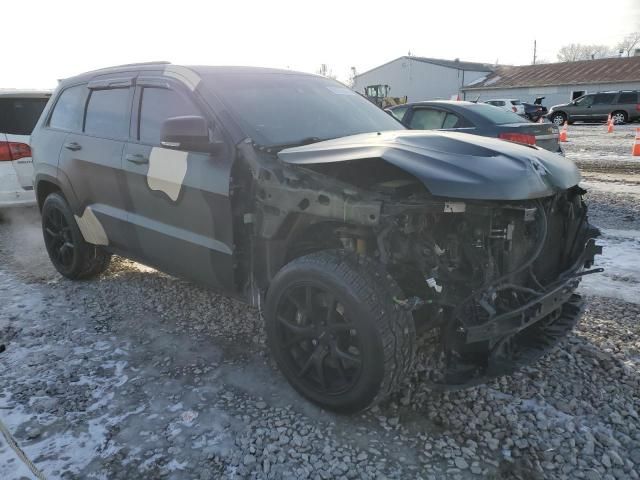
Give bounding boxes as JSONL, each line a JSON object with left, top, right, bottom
{"left": 265, "top": 251, "right": 416, "bottom": 413}
{"left": 43, "top": 202, "right": 76, "bottom": 271}
{"left": 41, "top": 192, "right": 111, "bottom": 279}
{"left": 274, "top": 283, "right": 363, "bottom": 395}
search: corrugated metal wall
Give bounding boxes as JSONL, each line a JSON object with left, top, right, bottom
{"left": 463, "top": 82, "right": 640, "bottom": 108}
{"left": 353, "top": 58, "right": 489, "bottom": 103}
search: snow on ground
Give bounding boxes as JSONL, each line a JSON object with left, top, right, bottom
{"left": 562, "top": 123, "right": 640, "bottom": 163}
{"left": 579, "top": 229, "right": 640, "bottom": 305}
{"left": 581, "top": 181, "right": 640, "bottom": 197}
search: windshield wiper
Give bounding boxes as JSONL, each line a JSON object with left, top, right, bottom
{"left": 259, "top": 136, "right": 327, "bottom": 153}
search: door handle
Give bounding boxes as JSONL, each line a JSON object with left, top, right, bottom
{"left": 64, "top": 142, "right": 82, "bottom": 151}
{"left": 125, "top": 154, "right": 149, "bottom": 165}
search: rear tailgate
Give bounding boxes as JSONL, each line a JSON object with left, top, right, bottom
{"left": 0, "top": 96, "right": 49, "bottom": 189}
{"left": 498, "top": 122, "right": 559, "bottom": 152}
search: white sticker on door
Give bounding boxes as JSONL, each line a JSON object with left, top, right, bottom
{"left": 147, "top": 147, "right": 189, "bottom": 202}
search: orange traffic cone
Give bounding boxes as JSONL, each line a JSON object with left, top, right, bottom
{"left": 559, "top": 121, "right": 568, "bottom": 142}
{"left": 632, "top": 128, "right": 640, "bottom": 156}
{"left": 607, "top": 114, "right": 614, "bottom": 133}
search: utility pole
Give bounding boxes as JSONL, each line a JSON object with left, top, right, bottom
{"left": 533, "top": 39, "right": 537, "bottom": 65}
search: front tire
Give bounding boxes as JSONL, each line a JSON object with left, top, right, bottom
{"left": 41, "top": 193, "right": 111, "bottom": 280}
{"left": 265, "top": 251, "right": 416, "bottom": 413}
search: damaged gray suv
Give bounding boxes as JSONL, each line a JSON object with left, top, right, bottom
{"left": 31, "top": 62, "right": 601, "bottom": 412}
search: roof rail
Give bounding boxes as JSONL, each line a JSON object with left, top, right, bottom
{"left": 110, "top": 61, "right": 171, "bottom": 68}
{"left": 81, "top": 61, "right": 172, "bottom": 76}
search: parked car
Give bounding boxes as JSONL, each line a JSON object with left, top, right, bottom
{"left": 522, "top": 97, "right": 548, "bottom": 122}
{"left": 548, "top": 90, "right": 640, "bottom": 126}
{"left": 387, "top": 100, "right": 561, "bottom": 153}
{"left": 31, "top": 63, "right": 601, "bottom": 413}
{"left": 484, "top": 98, "right": 525, "bottom": 115}
{"left": 0, "top": 90, "right": 51, "bottom": 207}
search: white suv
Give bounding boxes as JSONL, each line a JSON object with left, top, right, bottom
{"left": 484, "top": 99, "right": 525, "bottom": 116}
{"left": 1, "top": 90, "right": 51, "bottom": 207}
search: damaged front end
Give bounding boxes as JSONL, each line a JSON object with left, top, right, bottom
{"left": 373, "top": 187, "right": 601, "bottom": 388}
{"left": 244, "top": 131, "right": 602, "bottom": 388}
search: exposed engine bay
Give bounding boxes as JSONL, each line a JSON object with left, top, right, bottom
{"left": 352, "top": 184, "right": 602, "bottom": 387}
{"left": 235, "top": 130, "right": 602, "bottom": 389}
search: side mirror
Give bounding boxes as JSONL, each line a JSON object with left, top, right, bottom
{"left": 160, "top": 115, "right": 222, "bottom": 154}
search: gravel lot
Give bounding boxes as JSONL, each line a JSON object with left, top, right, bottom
{"left": 1, "top": 124, "right": 639, "bottom": 479}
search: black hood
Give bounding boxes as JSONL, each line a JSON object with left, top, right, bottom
{"left": 278, "top": 130, "right": 580, "bottom": 200}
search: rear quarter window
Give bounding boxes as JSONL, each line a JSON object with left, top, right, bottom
{"left": 617, "top": 92, "right": 638, "bottom": 104}
{"left": 593, "top": 93, "right": 616, "bottom": 105}
{"left": 49, "top": 85, "right": 87, "bottom": 132}
{"left": 84, "top": 88, "right": 131, "bottom": 139}
{"left": 0, "top": 97, "right": 49, "bottom": 135}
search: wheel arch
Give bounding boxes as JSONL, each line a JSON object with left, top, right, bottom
{"left": 611, "top": 109, "right": 628, "bottom": 123}
{"left": 35, "top": 173, "right": 80, "bottom": 213}
{"left": 253, "top": 215, "right": 375, "bottom": 292}
{"left": 35, "top": 176, "right": 63, "bottom": 211}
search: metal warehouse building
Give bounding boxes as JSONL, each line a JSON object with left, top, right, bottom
{"left": 352, "top": 56, "right": 494, "bottom": 103}
{"left": 461, "top": 56, "right": 640, "bottom": 107}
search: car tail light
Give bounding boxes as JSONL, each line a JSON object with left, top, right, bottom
{"left": 0, "top": 141, "right": 32, "bottom": 162}
{"left": 499, "top": 132, "right": 536, "bottom": 146}
{"left": 512, "top": 106, "right": 517, "bottom": 112}
{"left": 636, "top": 104, "right": 640, "bottom": 111}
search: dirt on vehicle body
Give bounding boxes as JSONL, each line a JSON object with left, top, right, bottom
{"left": 31, "top": 64, "right": 601, "bottom": 412}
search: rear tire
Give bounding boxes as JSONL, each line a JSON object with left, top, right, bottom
{"left": 550, "top": 112, "right": 566, "bottom": 126}
{"left": 41, "top": 193, "right": 111, "bottom": 280}
{"left": 265, "top": 250, "right": 416, "bottom": 413}
{"left": 611, "top": 111, "right": 627, "bottom": 124}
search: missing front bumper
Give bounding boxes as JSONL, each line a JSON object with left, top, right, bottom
{"left": 421, "top": 238, "right": 601, "bottom": 390}
{"left": 423, "top": 294, "right": 585, "bottom": 390}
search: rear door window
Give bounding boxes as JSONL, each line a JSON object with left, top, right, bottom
{"left": 84, "top": 88, "right": 131, "bottom": 139}
{"left": 138, "top": 87, "right": 201, "bottom": 144}
{"left": 49, "top": 85, "right": 86, "bottom": 132}
{"left": 593, "top": 93, "right": 616, "bottom": 105}
{"left": 617, "top": 92, "right": 639, "bottom": 104}
{"left": 409, "top": 108, "right": 446, "bottom": 129}
{"left": 0, "top": 97, "right": 49, "bottom": 135}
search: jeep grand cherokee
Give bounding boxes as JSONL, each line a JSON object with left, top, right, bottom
{"left": 31, "top": 63, "right": 601, "bottom": 412}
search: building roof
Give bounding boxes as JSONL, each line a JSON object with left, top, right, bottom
{"left": 355, "top": 56, "right": 494, "bottom": 79}
{"left": 462, "top": 56, "right": 640, "bottom": 90}
{"left": 409, "top": 56, "right": 494, "bottom": 72}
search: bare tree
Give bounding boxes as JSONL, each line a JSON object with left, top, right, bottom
{"left": 347, "top": 67, "right": 357, "bottom": 88}
{"left": 617, "top": 32, "right": 640, "bottom": 57}
{"left": 557, "top": 43, "right": 615, "bottom": 62}
{"left": 316, "top": 64, "right": 336, "bottom": 79}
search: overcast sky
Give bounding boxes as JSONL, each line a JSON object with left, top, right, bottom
{"left": 3, "top": 0, "right": 639, "bottom": 89}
